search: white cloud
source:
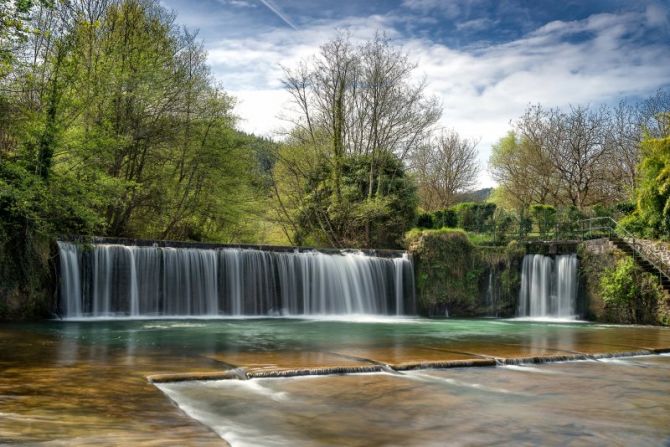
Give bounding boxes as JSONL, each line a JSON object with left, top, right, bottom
{"left": 401, "top": 0, "right": 461, "bottom": 18}
{"left": 646, "top": 2, "right": 669, "bottom": 28}
{"left": 232, "top": 89, "right": 292, "bottom": 137}
{"left": 203, "top": 9, "right": 670, "bottom": 188}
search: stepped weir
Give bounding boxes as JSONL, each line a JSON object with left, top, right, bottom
{"left": 57, "top": 240, "right": 415, "bottom": 319}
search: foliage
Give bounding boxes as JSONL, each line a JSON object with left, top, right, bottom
{"left": 634, "top": 135, "right": 670, "bottom": 238}
{"left": 618, "top": 212, "right": 647, "bottom": 236}
{"left": 405, "top": 229, "right": 480, "bottom": 316}
{"left": 432, "top": 208, "right": 457, "bottom": 228}
{"left": 405, "top": 229, "right": 525, "bottom": 317}
{"left": 295, "top": 152, "right": 417, "bottom": 248}
{"left": 416, "top": 212, "right": 434, "bottom": 229}
{"left": 529, "top": 204, "right": 557, "bottom": 239}
{"left": 600, "top": 257, "right": 663, "bottom": 324}
{"left": 600, "top": 258, "right": 639, "bottom": 306}
{"left": 452, "top": 202, "right": 496, "bottom": 232}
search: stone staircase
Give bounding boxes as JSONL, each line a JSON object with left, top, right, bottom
{"left": 609, "top": 235, "right": 670, "bottom": 294}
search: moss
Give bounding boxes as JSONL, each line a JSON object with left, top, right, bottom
{"left": 0, "top": 236, "right": 55, "bottom": 321}
{"left": 405, "top": 229, "right": 525, "bottom": 317}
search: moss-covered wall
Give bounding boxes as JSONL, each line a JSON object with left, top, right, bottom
{"left": 578, "top": 238, "right": 669, "bottom": 325}
{"left": 0, "top": 237, "right": 56, "bottom": 320}
{"left": 405, "top": 229, "right": 525, "bottom": 317}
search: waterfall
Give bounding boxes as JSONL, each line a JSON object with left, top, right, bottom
{"left": 484, "top": 270, "right": 499, "bottom": 317}
{"left": 517, "top": 253, "right": 578, "bottom": 318}
{"left": 57, "top": 242, "right": 415, "bottom": 318}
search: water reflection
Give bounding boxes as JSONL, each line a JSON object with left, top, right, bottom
{"left": 2, "top": 319, "right": 670, "bottom": 445}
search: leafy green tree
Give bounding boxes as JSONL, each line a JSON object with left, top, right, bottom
{"left": 635, "top": 135, "right": 670, "bottom": 238}
{"left": 297, "top": 152, "right": 417, "bottom": 248}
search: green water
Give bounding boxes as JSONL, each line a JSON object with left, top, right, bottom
{"left": 8, "top": 318, "right": 640, "bottom": 354}
{"left": 2, "top": 318, "right": 670, "bottom": 445}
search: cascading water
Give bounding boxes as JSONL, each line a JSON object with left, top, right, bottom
{"left": 56, "top": 242, "right": 415, "bottom": 319}
{"left": 517, "top": 253, "right": 578, "bottom": 319}
{"left": 484, "top": 270, "right": 499, "bottom": 317}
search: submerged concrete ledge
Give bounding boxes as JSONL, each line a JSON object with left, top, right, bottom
{"left": 148, "top": 370, "right": 246, "bottom": 383}
{"left": 247, "top": 365, "right": 385, "bottom": 378}
{"left": 392, "top": 358, "right": 496, "bottom": 371}
{"left": 147, "top": 347, "right": 670, "bottom": 383}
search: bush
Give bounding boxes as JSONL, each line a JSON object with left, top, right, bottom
{"left": 600, "top": 257, "right": 662, "bottom": 324}
{"left": 619, "top": 212, "right": 648, "bottom": 237}
{"left": 529, "top": 204, "right": 557, "bottom": 239}
{"left": 453, "top": 202, "right": 496, "bottom": 232}
{"left": 614, "top": 202, "right": 636, "bottom": 216}
{"left": 432, "top": 209, "right": 457, "bottom": 228}
{"left": 416, "top": 212, "right": 434, "bottom": 229}
{"left": 489, "top": 208, "right": 515, "bottom": 244}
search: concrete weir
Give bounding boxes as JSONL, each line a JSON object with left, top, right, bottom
{"left": 146, "top": 347, "right": 670, "bottom": 384}
{"left": 57, "top": 238, "right": 415, "bottom": 318}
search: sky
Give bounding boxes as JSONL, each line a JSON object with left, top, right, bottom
{"left": 159, "top": 0, "right": 670, "bottom": 187}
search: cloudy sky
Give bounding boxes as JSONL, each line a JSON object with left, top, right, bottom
{"left": 160, "top": 0, "right": 670, "bottom": 187}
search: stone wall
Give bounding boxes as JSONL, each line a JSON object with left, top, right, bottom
{"left": 0, "top": 237, "right": 56, "bottom": 320}
{"left": 578, "top": 238, "right": 669, "bottom": 325}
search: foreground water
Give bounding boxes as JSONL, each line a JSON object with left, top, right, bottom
{"left": 2, "top": 318, "right": 670, "bottom": 445}
{"left": 159, "top": 355, "right": 670, "bottom": 447}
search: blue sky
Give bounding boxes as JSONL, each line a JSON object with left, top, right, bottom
{"left": 160, "top": 0, "right": 670, "bottom": 186}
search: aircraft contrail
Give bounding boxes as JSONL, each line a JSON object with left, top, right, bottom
{"left": 259, "top": 0, "right": 298, "bottom": 30}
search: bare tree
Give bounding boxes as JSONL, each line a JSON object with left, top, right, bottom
{"left": 494, "top": 103, "right": 636, "bottom": 210}
{"left": 274, "top": 32, "right": 441, "bottom": 245}
{"left": 412, "top": 130, "right": 479, "bottom": 210}
{"left": 639, "top": 89, "right": 670, "bottom": 138}
{"left": 604, "top": 100, "right": 642, "bottom": 195}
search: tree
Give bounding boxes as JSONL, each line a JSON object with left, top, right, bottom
{"left": 411, "top": 129, "right": 479, "bottom": 210}
{"left": 274, "top": 33, "right": 440, "bottom": 247}
{"left": 296, "top": 152, "right": 417, "bottom": 248}
{"left": 635, "top": 135, "right": 670, "bottom": 237}
{"left": 489, "top": 131, "right": 555, "bottom": 209}
{"left": 490, "top": 102, "right": 648, "bottom": 211}
{"left": 0, "top": 0, "right": 40, "bottom": 79}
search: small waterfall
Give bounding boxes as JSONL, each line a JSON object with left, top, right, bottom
{"left": 484, "top": 270, "right": 499, "bottom": 317}
{"left": 57, "top": 242, "right": 415, "bottom": 318}
{"left": 57, "top": 242, "right": 82, "bottom": 318}
{"left": 517, "top": 253, "right": 578, "bottom": 318}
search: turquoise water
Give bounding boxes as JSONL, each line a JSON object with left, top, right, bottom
{"left": 2, "top": 318, "right": 670, "bottom": 445}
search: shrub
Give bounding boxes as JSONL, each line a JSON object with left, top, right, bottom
{"left": 416, "top": 212, "right": 434, "bottom": 229}
{"left": 529, "top": 204, "right": 557, "bottom": 239}
{"left": 600, "top": 257, "right": 662, "bottom": 324}
{"left": 453, "top": 202, "right": 496, "bottom": 232}
{"left": 432, "top": 209, "right": 457, "bottom": 228}
{"left": 619, "top": 212, "right": 648, "bottom": 237}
